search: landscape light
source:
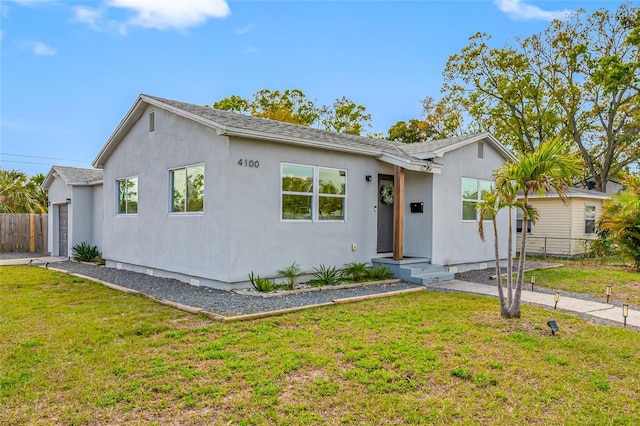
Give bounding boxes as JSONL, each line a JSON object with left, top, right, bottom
{"left": 606, "top": 285, "right": 612, "bottom": 304}
{"left": 547, "top": 320, "right": 559, "bottom": 335}
{"left": 554, "top": 292, "right": 560, "bottom": 310}
{"left": 623, "top": 304, "right": 629, "bottom": 328}
{"left": 531, "top": 274, "right": 536, "bottom": 291}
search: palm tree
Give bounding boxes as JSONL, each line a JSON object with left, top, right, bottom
{"left": 598, "top": 176, "right": 640, "bottom": 269}
{"left": 479, "top": 138, "right": 581, "bottom": 318}
{"left": 0, "top": 169, "right": 47, "bottom": 213}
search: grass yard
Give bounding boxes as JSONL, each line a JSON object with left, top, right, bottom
{"left": 1, "top": 266, "right": 639, "bottom": 425}
{"left": 523, "top": 259, "right": 640, "bottom": 307}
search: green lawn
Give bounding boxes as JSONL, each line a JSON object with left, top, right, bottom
{"left": 1, "top": 265, "right": 639, "bottom": 425}
{"left": 524, "top": 259, "right": 640, "bottom": 306}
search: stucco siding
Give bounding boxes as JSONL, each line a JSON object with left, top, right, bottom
{"left": 70, "top": 186, "right": 95, "bottom": 251}
{"left": 92, "top": 185, "right": 103, "bottom": 251}
{"left": 403, "top": 171, "right": 433, "bottom": 259}
{"left": 225, "top": 137, "right": 393, "bottom": 282}
{"left": 46, "top": 176, "right": 72, "bottom": 256}
{"left": 102, "top": 105, "right": 231, "bottom": 284}
{"left": 430, "top": 141, "right": 509, "bottom": 270}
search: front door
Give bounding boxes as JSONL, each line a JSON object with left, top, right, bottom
{"left": 377, "top": 174, "right": 394, "bottom": 253}
{"left": 58, "top": 204, "right": 68, "bottom": 257}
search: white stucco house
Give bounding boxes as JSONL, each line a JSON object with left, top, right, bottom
{"left": 44, "top": 94, "right": 516, "bottom": 289}
{"left": 42, "top": 166, "right": 103, "bottom": 258}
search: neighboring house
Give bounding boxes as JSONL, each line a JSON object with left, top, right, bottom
{"left": 41, "top": 166, "right": 103, "bottom": 258}
{"left": 517, "top": 187, "right": 610, "bottom": 257}
{"left": 573, "top": 177, "right": 623, "bottom": 194}
{"left": 45, "top": 94, "right": 516, "bottom": 289}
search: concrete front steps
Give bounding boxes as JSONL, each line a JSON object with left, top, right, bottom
{"left": 371, "top": 257, "right": 455, "bottom": 285}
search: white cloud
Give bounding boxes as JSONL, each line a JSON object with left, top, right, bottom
{"left": 108, "top": 0, "right": 230, "bottom": 30}
{"left": 494, "top": 0, "right": 572, "bottom": 21}
{"left": 73, "top": 6, "right": 103, "bottom": 30}
{"left": 32, "top": 41, "right": 56, "bottom": 55}
{"left": 235, "top": 23, "right": 254, "bottom": 35}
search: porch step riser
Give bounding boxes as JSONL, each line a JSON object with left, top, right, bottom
{"left": 372, "top": 258, "right": 454, "bottom": 285}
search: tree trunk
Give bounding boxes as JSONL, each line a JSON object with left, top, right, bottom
{"left": 492, "top": 216, "right": 507, "bottom": 314}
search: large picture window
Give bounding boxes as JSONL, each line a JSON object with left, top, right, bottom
{"left": 462, "top": 177, "right": 493, "bottom": 221}
{"left": 117, "top": 176, "right": 138, "bottom": 214}
{"left": 281, "top": 163, "right": 346, "bottom": 221}
{"left": 516, "top": 208, "right": 532, "bottom": 234}
{"left": 170, "top": 164, "right": 204, "bottom": 213}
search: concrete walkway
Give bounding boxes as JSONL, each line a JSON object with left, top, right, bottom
{"left": 431, "top": 280, "right": 640, "bottom": 328}
{"left": 0, "top": 256, "right": 67, "bottom": 267}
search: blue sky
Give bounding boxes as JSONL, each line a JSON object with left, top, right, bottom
{"left": 0, "top": 0, "right": 625, "bottom": 176}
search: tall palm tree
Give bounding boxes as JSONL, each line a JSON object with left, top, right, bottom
{"left": 480, "top": 138, "right": 581, "bottom": 318}
{"left": 0, "top": 169, "right": 47, "bottom": 213}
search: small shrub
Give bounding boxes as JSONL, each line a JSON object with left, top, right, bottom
{"left": 72, "top": 241, "right": 101, "bottom": 262}
{"left": 367, "top": 265, "right": 390, "bottom": 280}
{"left": 341, "top": 262, "right": 368, "bottom": 282}
{"left": 277, "top": 262, "right": 301, "bottom": 290}
{"left": 248, "top": 272, "right": 275, "bottom": 292}
{"left": 311, "top": 264, "right": 340, "bottom": 285}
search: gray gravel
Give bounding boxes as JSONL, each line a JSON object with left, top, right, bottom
{"left": 45, "top": 261, "right": 422, "bottom": 316}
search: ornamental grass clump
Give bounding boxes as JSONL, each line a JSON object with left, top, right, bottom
{"left": 341, "top": 262, "right": 368, "bottom": 282}
{"left": 71, "top": 241, "right": 101, "bottom": 263}
{"left": 367, "top": 265, "right": 390, "bottom": 280}
{"left": 248, "top": 272, "right": 275, "bottom": 292}
{"left": 277, "top": 262, "right": 302, "bottom": 290}
{"left": 311, "top": 264, "right": 340, "bottom": 286}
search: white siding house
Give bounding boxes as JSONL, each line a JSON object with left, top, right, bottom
{"left": 45, "top": 94, "right": 517, "bottom": 289}
{"left": 517, "top": 188, "right": 610, "bottom": 257}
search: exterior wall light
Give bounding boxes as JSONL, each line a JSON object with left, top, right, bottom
{"left": 623, "top": 304, "right": 629, "bottom": 328}
{"left": 531, "top": 274, "right": 536, "bottom": 291}
{"left": 365, "top": 175, "right": 372, "bottom": 182}
{"left": 554, "top": 292, "right": 560, "bottom": 310}
{"left": 547, "top": 320, "right": 559, "bottom": 335}
{"left": 606, "top": 285, "right": 612, "bottom": 304}
{"left": 66, "top": 198, "right": 72, "bottom": 204}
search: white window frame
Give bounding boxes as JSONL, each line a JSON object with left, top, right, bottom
{"left": 116, "top": 176, "right": 138, "bottom": 215}
{"left": 516, "top": 208, "right": 533, "bottom": 234}
{"left": 280, "top": 163, "right": 347, "bottom": 223}
{"left": 461, "top": 177, "right": 493, "bottom": 222}
{"left": 584, "top": 204, "right": 596, "bottom": 235}
{"left": 169, "top": 163, "right": 205, "bottom": 214}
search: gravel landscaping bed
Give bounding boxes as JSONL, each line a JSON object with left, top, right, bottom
{"left": 45, "top": 261, "right": 423, "bottom": 316}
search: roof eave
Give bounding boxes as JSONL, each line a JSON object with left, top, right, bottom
{"left": 378, "top": 153, "right": 442, "bottom": 173}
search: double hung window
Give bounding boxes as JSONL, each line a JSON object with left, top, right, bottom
{"left": 281, "top": 163, "right": 346, "bottom": 221}
{"left": 585, "top": 205, "right": 596, "bottom": 234}
{"left": 462, "top": 178, "right": 493, "bottom": 221}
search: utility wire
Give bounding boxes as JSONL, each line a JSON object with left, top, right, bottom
{"left": 0, "top": 152, "right": 90, "bottom": 163}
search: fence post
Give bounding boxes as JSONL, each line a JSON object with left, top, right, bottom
{"left": 29, "top": 213, "right": 35, "bottom": 252}
{"left": 544, "top": 237, "right": 547, "bottom": 260}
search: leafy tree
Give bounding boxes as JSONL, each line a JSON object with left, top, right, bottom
{"left": 598, "top": 175, "right": 640, "bottom": 269}
{"left": 443, "top": 3, "right": 639, "bottom": 192}
{"left": 0, "top": 168, "right": 47, "bottom": 213}
{"left": 387, "top": 96, "right": 464, "bottom": 143}
{"left": 320, "top": 96, "right": 371, "bottom": 135}
{"left": 477, "top": 139, "right": 582, "bottom": 318}
{"left": 211, "top": 89, "right": 372, "bottom": 135}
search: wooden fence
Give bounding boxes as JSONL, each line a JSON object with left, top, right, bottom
{"left": 0, "top": 213, "right": 48, "bottom": 253}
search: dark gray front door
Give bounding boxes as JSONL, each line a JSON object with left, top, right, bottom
{"left": 58, "top": 204, "right": 68, "bottom": 257}
{"left": 377, "top": 174, "right": 394, "bottom": 253}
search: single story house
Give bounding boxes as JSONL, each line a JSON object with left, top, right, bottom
{"left": 517, "top": 187, "right": 610, "bottom": 257}
{"left": 44, "top": 94, "right": 516, "bottom": 289}
{"left": 42, "top": 166, "right": 103, "bottom": 258}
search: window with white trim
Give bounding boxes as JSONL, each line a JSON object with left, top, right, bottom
{"left": 170, "top": 164, "right": 204, "bottom": 213}
{"left": 281, "top": 163, "right": 346, "bottom": 221}
{"left": 585, "top": 205, "right": 596, "bottom": 234}
{"left": 516, "top": 208, "right": 532, "bottom": 233}
{"left": 116, "top": 176, "right": 138, "bottom": 214}
{"left": 462, "top": 177, "right": 493, "bottom": 221}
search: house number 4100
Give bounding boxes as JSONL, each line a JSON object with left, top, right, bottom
{"left": 237, "top": 159, "right": 259, "bottom": 168}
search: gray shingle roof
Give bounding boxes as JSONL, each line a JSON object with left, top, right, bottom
{"left": 53, "top": 166, "right": 102, "bottom": 184}
{"left": 146, "top": 95, "right": 406, "bottom": 153}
